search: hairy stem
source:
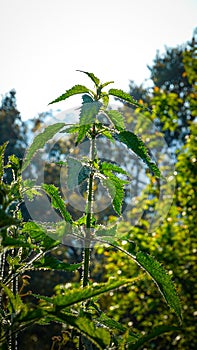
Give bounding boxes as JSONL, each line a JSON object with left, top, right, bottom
{"left": 82, "top": 127, "right": 96, "bottom": 288}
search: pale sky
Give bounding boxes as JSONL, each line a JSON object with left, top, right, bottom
{"left": 0, "top": 0, "right": 196, "bottom": 120}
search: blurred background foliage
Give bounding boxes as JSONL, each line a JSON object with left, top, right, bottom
{"left": 0, "top": 31, "right": 196, "bottom": 349}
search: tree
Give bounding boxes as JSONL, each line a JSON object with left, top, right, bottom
{"left": 0, "top": 90, "right": 27, "bottom": 163}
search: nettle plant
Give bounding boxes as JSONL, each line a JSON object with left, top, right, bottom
{"left": 0, "top": 71, "right": 181, "bottom": 350}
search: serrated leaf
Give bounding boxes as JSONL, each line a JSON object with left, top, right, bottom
{"left": 98, "top": 313, "right": 139, "bottom": 341}
{"left": 33, "top": 278, "right": 135, "bottom": 308}
{"left": 95, "top": 225, "right": 117, "bottom": 237}
{"left": 60, "top": 125, "right": 80, "bottom": 134}
{"left": 51, "top": 312, "right": 110, "bottom": 350}
{"left": 23, "top": 179, "right": 42, "bottom": 201}
{"left": 22, "top": 222, "right": 60, "bottom": 250}
{"left": 42, "top": 184, "right": 72, "bottom": 223}
{"left": 100, "top": 129, "right": 114, "bottom": 141}
{"left": 0, "top": 142, "right": 8, "bottom": 181}
{"left": 79, "top": 101, "right": 102, "bottom": 125}
{"left": 22, "top": 123, "right": 65, "bottom": 171}
{"left": 128, "top": 325, "right": 180, "bottom": 350}
{"left": 1, "top": 236, "right": 32, "bottom": 249}
{"left": 136, "top": 251, "right": 182, "bottom": 320}
{"left": 105, "top": 110, "right": 126, "bottom": 131}
{"left": 76, "top": 124, "right": 92, "bottom": 145}
{"left": 109, "top": 88, "right": 145, "bottom": 108}
{"left": 101, "top": 92, "right": 109, "bottom": 108}
{"left": 33, "top": 255, "right": 81, "bottom": 271}
{"left": 101, "top": 81, "right": 114, "bottom": 89}
{"left": 77, "top": 70, "right": 100, "bottom": 87}
{"left": 101, "top": 172, "right": 128, "bottom": 215}
{"left": 67, "top": 157, "right": 91, "bottom": 190}
{"left": 116, "top": 131, "right": 161, "bottom": 178}
{"left": 49, "top": 85, "right": 90, "bottom": 105}
{"left": 100, "top": 161, "right": 130, "bottom": 176}
{"left": 1, "top": 284, "right": 23, "bottom": 314}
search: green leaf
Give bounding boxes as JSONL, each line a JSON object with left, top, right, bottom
{"left": 101, "top": 81, "right": 114, "bottom": 89}
{"left": 79, "top": 101, "right": 102, "bottom": 125}
{"left": 50, "top": 312, "right": 111, "bottom": 350}
{"left": 0, "top": 142, "right": 8, "bottom": 181}
{"left": 98, "top": 313, "right": 139, "bottom": 341}
{"left": 60, "top": 124, "right": 80, "bottom": 134}
{"left": 77, "top": 70, "right": 100, "bottom": 87}
{"left": 42, "top": 184, "right": 72, "bottom": 223}
{"left": 1, "top": 236, "right": 32, "bottom": 249}
{"left": 105, "top": 110, "right": 126, "bottom": 131}
{"left": 108, "top": 88, "right": 145, "bottom": 108}
{"left": 128, "top": 325, "right": 180, "bottom": 350}
{"left": 100, "top": 161, "right": 130, "bottom": 176}
{"left": 22, "top": 123, "right": 65, "bottom": 171}
{"left": 76, "top": 124, "right": 92, "bottom": 145}
{"left": 33, "top": 278, "right": 135, "bottom": 308}
{"left": 67, "top": 157, "right": 91, "bottom": 190}
{"left": 101, "top": 172, "right": 128, "bottom": 215}
{"left": 49, "top": 85, "right": 90, "bottom": 105}
{"left": 116, "top": 131, "right": 161, "bottom": 177}
{"left": 23, "top": 179, "right": 42, "bottom": 200}
{"left": 22, "top": 222, "right": 60, "bottom": 250}
{"left": 82, "top": 94, "right": 94, "bottom": 104}
{"left": 101, "top": 92, "right": 109, "bottom": 108}
{"left": 33, "top": 255, "right": 81, "bottom": 271}
{"left": 1, "top": 284, "right": 23, "bottom": 314}
{"left": 136, "top": 251, "right": 182, "bottom": 320}
{"left": 95, "top": 225, "right": 117, "bottom": 237}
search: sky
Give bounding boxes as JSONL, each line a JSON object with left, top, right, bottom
{"left": 0, "top": 0, "right": 196, "bottom": 120}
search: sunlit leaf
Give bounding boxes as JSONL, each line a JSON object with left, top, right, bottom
{"left": 115, "top": 131, "right": 161, "bottom": 177}
{"left": 42, "top": 184, "right": 72, "bottom": 223}
{"left": 136, "top": 251, "right": 182, "bottom": 320}
{"left": 22, "top": 123, "right": 65, "bottom": 171}
{"left": 50, "top": 312, "right": 111, "bottom": 350}
{"left": 33, "top": 255, "right": 81, "bottom": 271}
{"left": 76, "top": 124, "right": 92, "bottom": 145}
{"left": 95, "top": 225, "right": 117, "bottom": 237}
{"left": 33, "top": 278, "right": 135, "bottom": 308}
{"left": 101, "top": 172, "right": 128, "bottom": 215}
{"left": 67, "top": 157, "right": 91, "bottom": 190}
{"left": 100, "top": 161, "right": 130, "bottom": 176}
{"left": 101, "top": 81, "right": 114, "bottom": 89}
{"left": 109, "top": 88, "right": 145, "bottom": 108}
{"left": 49, "top": 85, "right": 90, "bottom": 105}
{"left": 105, "top": 110, "right": 126, "bottom": 131}
{"left": 77, "top": 70, "right": 100, "bottom": 87}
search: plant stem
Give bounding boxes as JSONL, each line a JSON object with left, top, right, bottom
{"left": 82, "top": 127, "right": 96, "bottom": 288}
